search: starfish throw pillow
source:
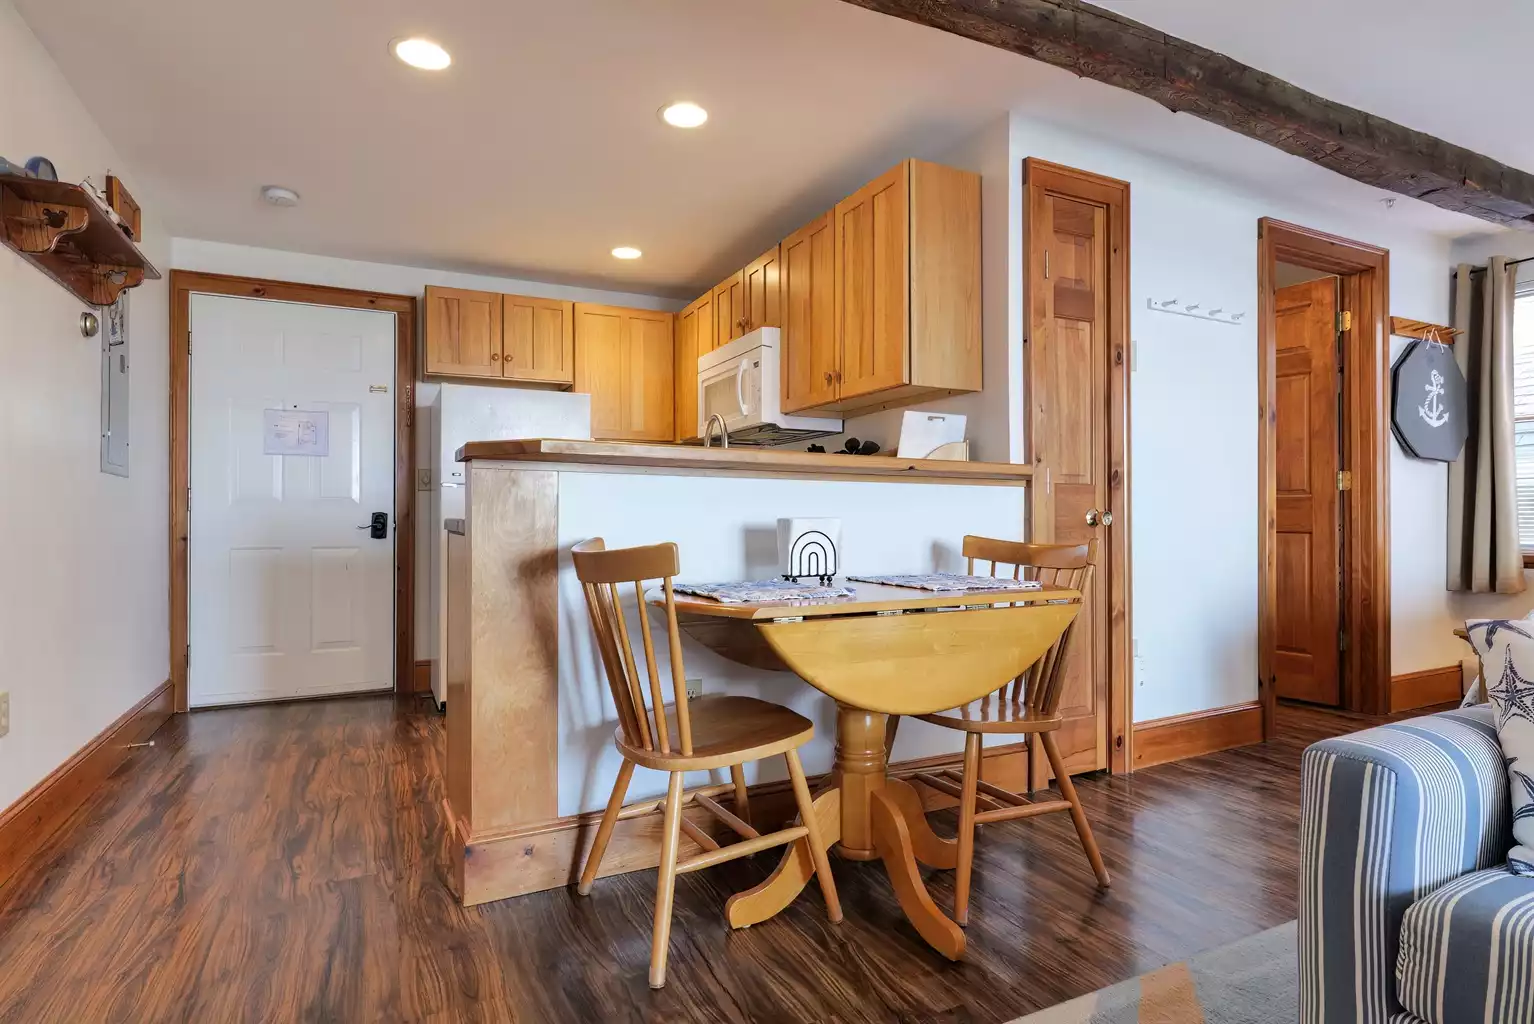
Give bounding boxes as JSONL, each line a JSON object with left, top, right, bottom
{"left": 1464, "top": 619, "right": 1534, "bottom": 876}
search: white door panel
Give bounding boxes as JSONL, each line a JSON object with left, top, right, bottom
{"left": 189, "top": 294, "right": 396, "bottom": 706}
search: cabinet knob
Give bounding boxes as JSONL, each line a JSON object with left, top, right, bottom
{"left": 823, "top": 372, "right": 833, "bottom": 384}
{"left": 490, "top": 352, "right": 501, "bottom": 361}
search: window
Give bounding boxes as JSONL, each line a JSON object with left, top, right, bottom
{"left": 1517, "top": 285, "right": 1534, "bottom": 552}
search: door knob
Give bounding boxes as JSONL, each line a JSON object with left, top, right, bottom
{"left": 1101, "top": 510, "right": 1114, "bottom": 526}
{"left": 1085, "top": 509, "right": 1100, "bottom": 527}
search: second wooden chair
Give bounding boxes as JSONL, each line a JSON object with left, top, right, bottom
{"left": 571, "top": 538, "right": 841, "bottom": 989}
{"left": 909, "top": 536, "right": 1110, "bottom": 925}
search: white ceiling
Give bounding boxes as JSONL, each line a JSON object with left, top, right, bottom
{"left": 14, "top": 0, "right": 1524, "bottom": 298}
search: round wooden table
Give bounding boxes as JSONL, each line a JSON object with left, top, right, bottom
{"left": 662, "top": 581, "right": 1081, "bottom": 960}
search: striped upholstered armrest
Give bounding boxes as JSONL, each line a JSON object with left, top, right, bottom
{"left": 1298, "top": 707, "right": 1509, "bottom": 1024}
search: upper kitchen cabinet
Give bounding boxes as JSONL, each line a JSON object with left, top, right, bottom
{"left": 713, "top": 270, "right": 746, "bottom": 346}
{"left": 574, "top": 303, "right": 675, "bottom": 442}
{"left": 743, "top": 243, "right": 781, "bottom": 332}
{"left": 674, "top": 291, "right": 714, "bottom": 442}
{"left": 781, "top": 159, "right": 980, "bottom": 416}
{"left": 423, "top": 286, "right": 576, "bottom": 388}
{"left": 424, "top": 286, "right": 502, "bottom": 379}
{"left": 503, "top": 294, "right": 575, "bottom": 387}
{"left": 780, "top": 212, "right": 838, "bottom": 413}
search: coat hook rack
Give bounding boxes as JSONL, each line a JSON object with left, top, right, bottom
{"left": 1147, "top": 297, "right": 1246, "bottom": 326}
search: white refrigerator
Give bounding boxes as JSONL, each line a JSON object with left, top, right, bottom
{"left": 427, "top": 384, "right": 591, "bottom": 708}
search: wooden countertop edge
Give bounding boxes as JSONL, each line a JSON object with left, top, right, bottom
{"left": 455, "top": 439, "right": 1032, "bottom": 483}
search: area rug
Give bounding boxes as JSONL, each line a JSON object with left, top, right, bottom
{"left": 1008, "top": 921, "right": 1296, "bottom": 1024}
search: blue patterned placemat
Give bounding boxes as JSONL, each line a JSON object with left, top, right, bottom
{"left": 844, "top": 573, "right": 1043, "bottom": 593}
{"left": 673, "top": 580, "right": 856, "bottom": 604}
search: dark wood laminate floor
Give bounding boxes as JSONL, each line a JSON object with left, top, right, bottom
{"left": 0, "top": 697, "right": 1442, "bottom": 1024}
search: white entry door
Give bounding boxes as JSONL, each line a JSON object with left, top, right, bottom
{"left": 189, "top": 294, "right": 397, "bottom": 706}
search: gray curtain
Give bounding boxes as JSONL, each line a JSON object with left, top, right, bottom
{"left": 1448, "top": 257, "right": 1524, "bottom": 593}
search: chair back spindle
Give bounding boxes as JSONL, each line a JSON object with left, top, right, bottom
{"left": 573, "top": 538, "right": 694, "bottom": 757}
{"left": 960, "top": 535, "right": 1097, "bottom": 717}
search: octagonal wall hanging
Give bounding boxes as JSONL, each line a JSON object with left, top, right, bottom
{"left": 1391, "top": 338, "right": 1468, "bottom": 462}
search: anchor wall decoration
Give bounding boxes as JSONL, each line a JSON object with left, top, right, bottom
{"left": 1391, "top": 338, "right": 1467, "bottom": 462}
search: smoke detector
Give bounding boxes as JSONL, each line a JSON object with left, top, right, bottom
{"left": 261, "top": 185, "right": 301, "bottom": 208}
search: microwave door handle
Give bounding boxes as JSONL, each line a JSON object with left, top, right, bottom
{"left": 736, "top": 358, "right": 749, "bottom": 414}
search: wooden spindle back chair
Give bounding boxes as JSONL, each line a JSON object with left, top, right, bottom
{"left": 571, "top": 538, "right": 842, "bottom": 988}
{"left": 910, "top": 536, "right": 1109, "bottom": 925}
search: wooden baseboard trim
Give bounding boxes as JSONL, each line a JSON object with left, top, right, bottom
{"left": 413, "top": 659, "right": 433, "bottom": 695}
{"left": 1131, "top": 702, "right": 1264, "bottom": 770}
{"left": 0, "top": 678, "right": 173, "bottom": 889}
{"left": 453, "top": 740, "right": 1032, "bottom": 905}
{"left": 1389, "top": 664, "right": 1463, "bottom": 713}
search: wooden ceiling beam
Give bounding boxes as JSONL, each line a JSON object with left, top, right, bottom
{"left": 836, "top": 0, "right": 1534, "bottom": 227}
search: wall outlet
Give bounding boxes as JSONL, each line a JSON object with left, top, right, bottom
{"left": 0, "top": 691, "right": 9, "bottom": 739}
{"left": 684, "top": 678, "right": 705, "bottom": 701}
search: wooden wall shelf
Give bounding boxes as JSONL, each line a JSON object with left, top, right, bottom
{"left": 0, "top": 174, "right": 161, "bottom": 306}
{"left": 1390, "top": 316, "right": 1460, "bottom": 344}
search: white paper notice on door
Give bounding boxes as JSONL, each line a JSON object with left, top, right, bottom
{"left": 263, "top": 407, "right": 330, "bottom": 457}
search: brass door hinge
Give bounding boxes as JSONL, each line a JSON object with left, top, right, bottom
{"left": 1337, "top": 470, "right": 1353, "bottom": 491}
{"left": 1337, "top": 310, "right": 1353, "bottom": 332}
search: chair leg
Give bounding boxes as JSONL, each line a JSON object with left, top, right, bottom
{"left": 785, "top": 748, "right": 843, "bottom": 923}
{"left": 729, "top": 763, "right": 751, "bottom": 828}
{"left": 1025, "top": 737, "right": 1036, "bottom": 796}
{"left": 1041, "top": 733, "right": 1111, "bottom": 887}
{"left": 578, "top": 758, "right": 635, "bottom": 895}
{"left": 649, "top": 771, "right": 686, "bottom": 989}
{"left": 954, "top": 733, "right": 982, "bottom": 925}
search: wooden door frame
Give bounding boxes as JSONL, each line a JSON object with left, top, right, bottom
{"left": 1257, "top": 219, "right": 1390, "bottom": 728}
{"left": 169, "top": 271, "right": 419, "bottom": 713}
{"left": 1023, "top": 158, "right": 1134, "bottom": 775}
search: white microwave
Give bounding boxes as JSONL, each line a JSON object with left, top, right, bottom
{"left": 696, "top": 327, "right": 842, "bottom": 446}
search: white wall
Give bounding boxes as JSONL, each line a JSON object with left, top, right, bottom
{"left": 168, "top": 239, "right": 682, "bottom": 661}
{"left": 0, "top": 1, "right": 170, "bottom": 809}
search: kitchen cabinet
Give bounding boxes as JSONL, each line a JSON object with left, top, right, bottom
{"left": 423, "top": 286, "right": 576, "bottom": 388}
{"left": 674, "top": 292, "right": 714, "bottom": 441}
{"left": 713, "top": 271, "right": 746, "bottom": 346}
{"left": 743, "top": 243, "right": 781, "bottom": 332}
{"left": 780, "top": 212, "right": 838, "bottom": 413}
{"left": 782, "top": 159, "right": 981, "bottom": 416}
{"left": 574, "top": 303, "right": 674, "bottom": 442}
{"left": 424, "top": 286, "right": 502, "bottom": 379}
{"left": 503, "top": 294, "right": 575, "bottom": 386}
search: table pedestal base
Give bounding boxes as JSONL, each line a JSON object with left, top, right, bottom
{"left": 723, "top": 708, "right": 966, "bottom": 960}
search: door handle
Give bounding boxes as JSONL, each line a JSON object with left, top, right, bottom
{"left": 358, "top": 512, "right": 389, "bottom": 539}
{"left": 1085, "top": 509, "right": 1113, "bottom": 528}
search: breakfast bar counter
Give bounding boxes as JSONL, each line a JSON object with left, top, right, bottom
{"left": 443, "top": 437, "right": 1034, "bottom": 906}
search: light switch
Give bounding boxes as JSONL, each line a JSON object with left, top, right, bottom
{"left": 417, "top": 468, "right": 432, "bottom": 491}
{"left": 0, "top": 691, "right": 9, "bottom": 739}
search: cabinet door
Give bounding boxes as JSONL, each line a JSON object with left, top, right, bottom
{"left": 574, "top": 304, "right": 674, "bottom": 442}
{"left": 744, "top": 244, "right": 781, "bottom": 332}
{"left": 780, "top": 213, "right": 839, "bottom": 412}
{"left": 835, "top": 161, "right": 909, "bottom": 400}
{"left": 503, "top": 294, "right": 574, "bottom": 386}
{"left": 424, "top": 286, "right": 502, "bottom": 378}
{"left": 674, "top": 293, "right": 712, "bottom": 441}
{"left": 713, "top": 271, "right": 746, "bottom": 344}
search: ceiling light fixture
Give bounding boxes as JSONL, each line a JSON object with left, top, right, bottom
{"left": 392, "top": 37, "right": 452, "bottom": 71}
{"left": 659, "top": 102, "right": 708, "bottom": 129}
{"left": 611, "top": 246, "right": 643, "bottom": 260}
{"left": 261, "top": 185, "right": 301, "bottom": 207}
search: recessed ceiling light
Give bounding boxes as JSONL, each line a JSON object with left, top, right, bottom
{"left": 261, "top": 185, "right": 301, "bottom": 207}
{"left": 659, "top": 102, "right": 708, "bottom": 129}
{"left": 392, "top": 37, "right": 451, "bottom": 71}
{"left": 611, "top": 246, "right": 643, "bottom": 260}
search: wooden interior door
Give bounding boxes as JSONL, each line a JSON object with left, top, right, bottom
{"left": 836, "top": 161, "right": 909, "bottom": 401}
{"left": 744, "top": 244, "right": 782, "bottom": 331}
{"left": 780, "top": 212, "right": 838, "bottom": 412}
{"left": 424, "top": 286, "right": 501, "bottom": 378}
{"left": 1025, "top": 161, "right": 1128, "bottom": 777}
{"left": 1273, "top": 278, "right": 1341, "bottom": 705}
{"left": 502, "top": 294, "right": 574, "bottom": 386}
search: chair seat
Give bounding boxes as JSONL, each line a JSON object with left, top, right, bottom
{"left": 916, "top": 699, "right": 1064, "bottom": 734}
{"left": 616, "top": 695, "right": 814, "bottom": 770}
{"left": 1396, "top": 867, "right": 1534, "bottom": 1024}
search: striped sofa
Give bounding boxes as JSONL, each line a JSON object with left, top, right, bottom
{"left": 1300, "top": 706, "right": 1533, "bottom": 1024}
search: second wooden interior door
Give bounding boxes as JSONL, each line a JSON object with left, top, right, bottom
{"left": 1272, "top": 277, "right": 1342, "bottom": 705}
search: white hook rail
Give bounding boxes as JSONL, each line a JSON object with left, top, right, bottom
{"left": 1147, "top": 297, "right": 1246, "bottom": 326}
